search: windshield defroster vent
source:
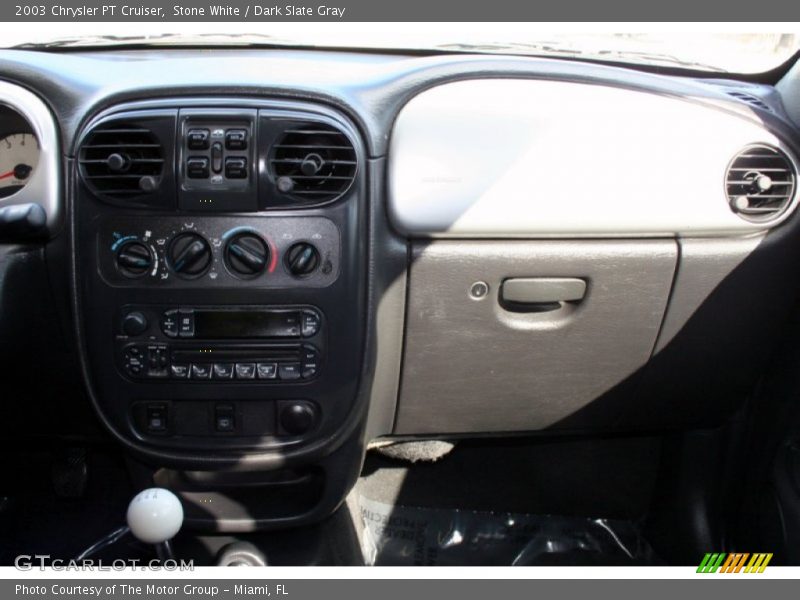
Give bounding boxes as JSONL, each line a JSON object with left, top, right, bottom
{"left": 726, "top": 144, "right": 796, "bottom": 222}
{"left": 79, "top": 124, "right": 164, "bottom": 201}
{"left": 726, "top": 91, "right": 773, "bottom": 113}
{"left": 269, "top": 123, "right": 357, "bottom": 204}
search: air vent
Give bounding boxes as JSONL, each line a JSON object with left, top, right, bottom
{"left": 269, "top": 123, "right": 356, "bottom": 203}
{"left": 79, "top": 124, "right": 164, "bottom": 200}
{"left": 726, "top": 144, "right": 796, "bottom": 222}
{"left": 727, "top": 90, "right": 773, "bottom": 112}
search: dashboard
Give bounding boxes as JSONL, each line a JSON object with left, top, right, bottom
{"left": 1, "top": 48, "right": 799, "bottom": 531}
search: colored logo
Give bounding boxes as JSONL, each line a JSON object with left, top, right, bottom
{"left": 697, "top": 553, "right": 773, "bottom": 573}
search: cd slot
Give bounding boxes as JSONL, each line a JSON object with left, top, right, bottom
{"left": 172, "top": 344, "right": 303, "bottom": 363}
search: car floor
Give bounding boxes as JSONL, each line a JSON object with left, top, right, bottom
{"left": 0, "top": 434, "right": 674, "bottom": 566}
{"left": 0, "top": 442, "right": 149, "bottom": 565}
{"left": 348, "top": 436, "right": 664, "bottom": 566}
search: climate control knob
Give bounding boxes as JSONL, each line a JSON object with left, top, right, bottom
{"left": 168, "top": 232, "right": 212, "bottom": 278}
{"left": 224, "top": 232, "right": 270, "bottom": 278}
{"left": 285, "top": 242, "right": 320, "bottom": 277}
{"left": 116, "top": 241, "right": 153, "bottom": 277}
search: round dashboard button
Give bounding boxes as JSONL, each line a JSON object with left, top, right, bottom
{"left": 279, "top": 403, "right": 316, "bottom": 436}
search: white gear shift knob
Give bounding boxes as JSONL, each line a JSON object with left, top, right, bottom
{"left": 126, "top": 488, "right": 184, "bottom": 544}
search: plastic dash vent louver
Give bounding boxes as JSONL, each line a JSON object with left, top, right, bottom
{"left": 269, "top": 123, "right": 356, "bottom": 203}
{"left": 726, "top": 144, "right": 796, "bottom": 222}
{"left": 79, "top": 124, "right": 164, "bottom": 200}
{"left": 727, "top": 91, "right": 773, "bottom": 112}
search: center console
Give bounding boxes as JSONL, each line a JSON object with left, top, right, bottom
{"left": 71, "top": 98, "right": 368, "bottom": 529}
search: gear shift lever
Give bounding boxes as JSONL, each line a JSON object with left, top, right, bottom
{"left": 126, "top": 488, "right": 184, "bottom": 561}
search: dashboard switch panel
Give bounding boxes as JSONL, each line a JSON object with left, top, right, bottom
{"left": 178, "top": 109, "right": 257, "bottom": 211}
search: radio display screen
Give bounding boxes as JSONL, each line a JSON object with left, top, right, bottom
{"left": 194, "top": 310, "right": 300, "bottom": 339}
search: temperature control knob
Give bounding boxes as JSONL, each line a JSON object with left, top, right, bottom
{"left": 224, "top": 232, "right": 270, "bottom": 278}
{"left": 168, "top": 232, "right": 212, "bottom": 278}
{"left": 285, "top": 242, "right": 320, "bottom": 277}
{"left": 116, "top": 241, "right": 153, "bottom": 277}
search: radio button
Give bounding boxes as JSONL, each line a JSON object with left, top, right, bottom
{"left": 278, "top": 363, "right": 302, "bottom": 381}
{"left": 170, "top": 364, "right": 190, "bottom": 379}
{"left": 161, "top": 311, "right": 179, "bottom": 338}
{"left": 191, "top": 364, "right": 211, "bottom": 379}
{"left": 277, "top": 314, "right": 301, "bottom": 337}
{"left": 213, "top": 363, "right": 235, "bottom": 379}
{"left": 256, "top": 362, "right": 278, "bottom": 379}
{"left": 178, "top": 311, "right": 195, "bottom": 338}
{"left": 301, "top": 311, "right": 321, "bottom": 337}
{"left": 123, "top": 346, "right": 145, "bottom": 376}
{"left": 235, "top": 363, "right": 256, "bottom": 379}
{"left": 148, "top": 345, "right": 169, "bottom": 369}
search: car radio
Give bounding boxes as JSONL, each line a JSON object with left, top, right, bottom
{"left": 116, "top": 305, "right": 324, "bottom": 383}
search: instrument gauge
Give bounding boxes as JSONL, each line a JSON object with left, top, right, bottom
{"left": 0, "top": 133, "right": 40, "bottom": 199}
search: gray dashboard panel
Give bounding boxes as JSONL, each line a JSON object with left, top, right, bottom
{"left": 395, "top": 239, "right": 677, "bottom": 434}
{"left": 388, "top": 78, "right": 800, "bottom": 237}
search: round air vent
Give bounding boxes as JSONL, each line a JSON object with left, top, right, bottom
{"left": 79, "top": 124, "right": 164, "bottom": 200}
{"left": 726, "top": 144, "right": 797, "bottom": 222}
{"left": 269, "top": 123, "right": 356, "bottom": 203}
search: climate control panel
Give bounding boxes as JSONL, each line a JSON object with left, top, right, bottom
{"left": 99, "top": 215, "right": 340, "bottom": 288}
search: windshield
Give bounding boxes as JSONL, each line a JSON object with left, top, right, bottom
{"left": 3, "top": 25, "right": 798, "bottom": 74}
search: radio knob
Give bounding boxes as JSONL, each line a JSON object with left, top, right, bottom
{"left": 116, "top": 241, "right": 153, "bottom": 277}
{"left": 285, "top": 242, "right": 320, "bottom": 277}
{"left": 224, "top": 232, "right": 269, "bottom": 277}
{"left": 121, "top": 311, "right": 149, "bottom": 337}
{"left": 168, "top": 233, "right": 212, "bottom": 278}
